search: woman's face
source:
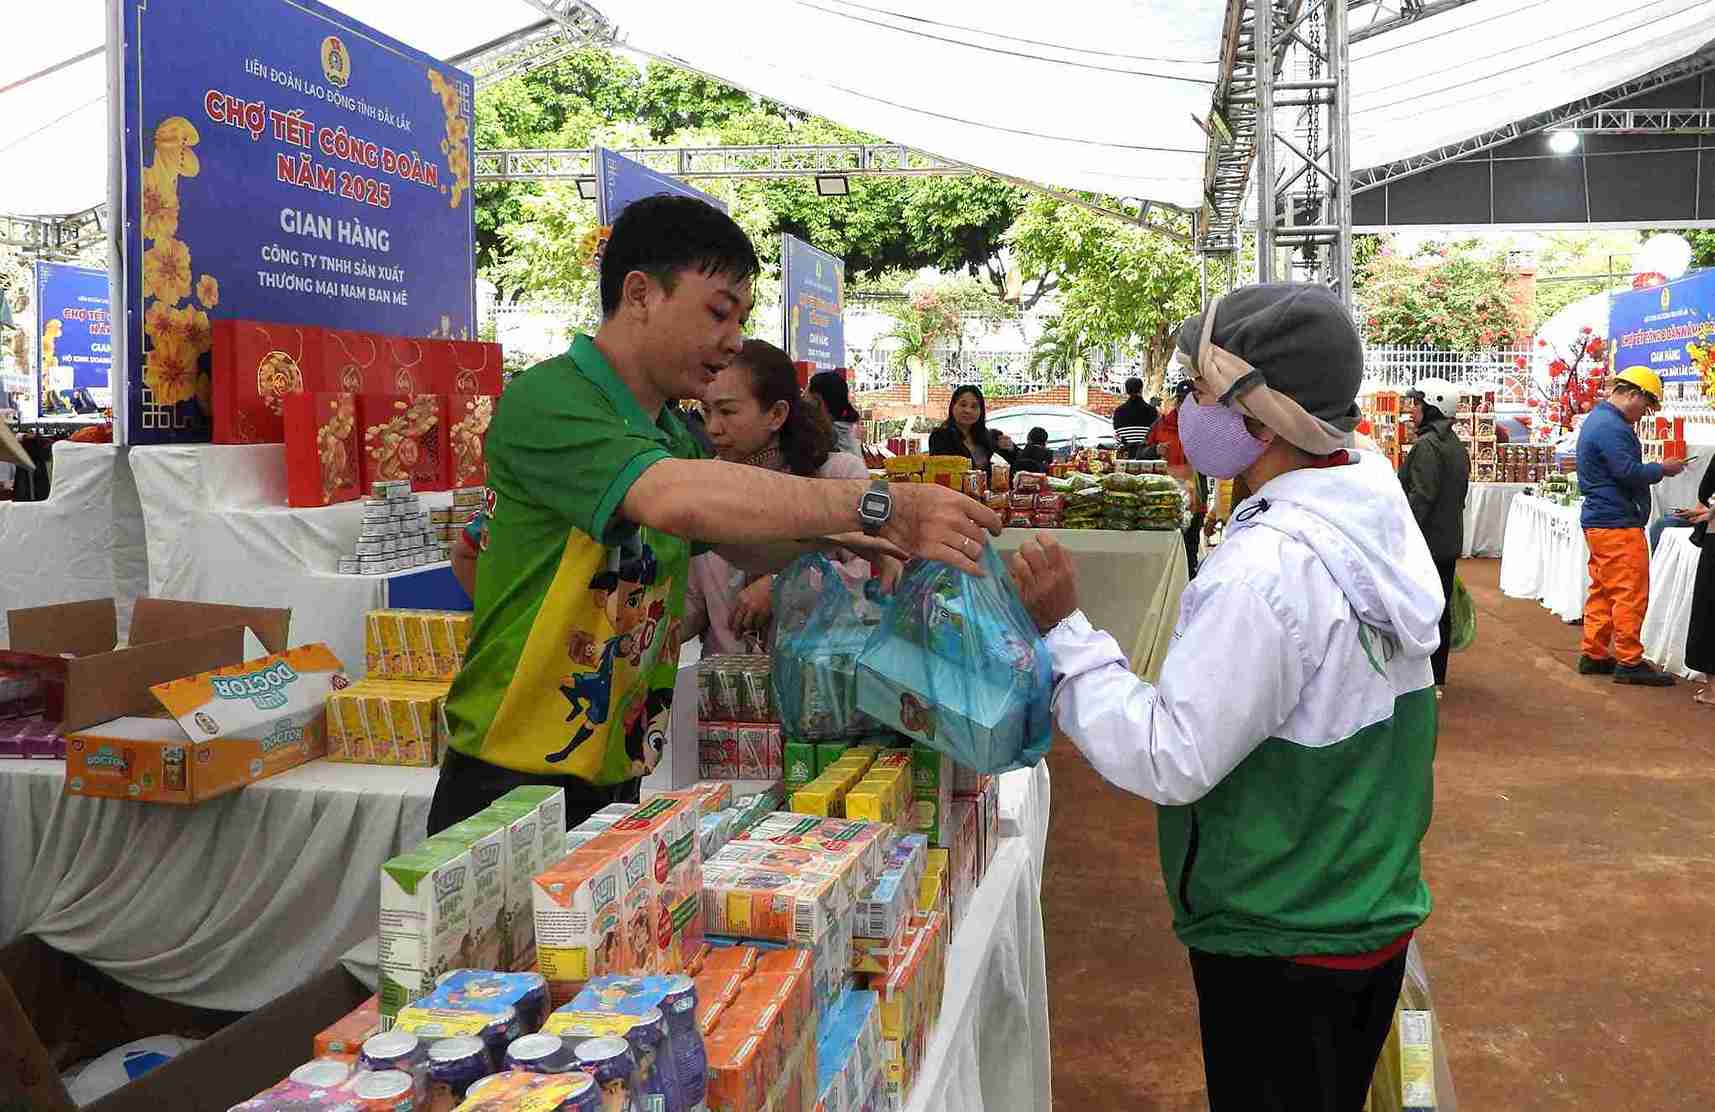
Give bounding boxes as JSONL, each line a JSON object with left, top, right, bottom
{"left": 703, "top": 366, "right": 785, "bottom": 461}
{"left": 951, "top": 392, "right": 983, "bottom": 431}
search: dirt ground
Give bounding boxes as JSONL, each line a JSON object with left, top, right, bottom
{"left": 1044, "top": 558, "right": 1715, "bottom": 1110}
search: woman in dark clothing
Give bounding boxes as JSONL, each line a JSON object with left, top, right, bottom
{"left": 1677, "top": 460, "right": 1715, "bottom": 705}
{"left": 927, "top": 384, "right": 1018, "bottom": 480}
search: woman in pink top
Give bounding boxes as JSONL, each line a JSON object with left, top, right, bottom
{"left": 684, "top": 339, "right": 871, "bottom": 653}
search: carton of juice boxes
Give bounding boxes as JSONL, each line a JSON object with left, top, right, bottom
{"left": 380, "top": 786, "right": 566, "bottom": 1024}
{"left": 363, "top": 607, "right": 471, "bottom": 680}
{"left": 324, "top": 676, "right": 449, "bottom": 766}
{"left": 869, "top": 911, "right": 948, "bottom": 1109}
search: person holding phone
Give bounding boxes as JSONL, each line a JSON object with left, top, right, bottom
{"left": 1672, "top": 457, "right": 1715, "bottom": 705}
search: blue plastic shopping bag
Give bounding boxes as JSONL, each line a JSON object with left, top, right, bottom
{"left": 853, "top": 545, "right": 1053, "bottom": 773}
{"left": 770, "top": 553, "right": 884, "bottom": 740}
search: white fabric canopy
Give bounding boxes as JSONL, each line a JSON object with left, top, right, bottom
{"left": 7, "top": 1, "right": 1715, "bottom": 215}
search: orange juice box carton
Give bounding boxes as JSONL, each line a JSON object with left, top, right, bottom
{"left": 531, "top": 839, "right": 632, "bottom": 1006}
{"left": 701, "top": 858, "right": 844, "bottom": 946}
{"left": 705, "top": 1019, "right": 770, "bottom": 1112}
{"left": 379, "top": 837, "right": 474, "bottom": 1024}
{"left": 64, "top": 644, "right": 340, "bottom": 805}
{"left": 314, "top": 994, "right": 381, "bottom": 1058}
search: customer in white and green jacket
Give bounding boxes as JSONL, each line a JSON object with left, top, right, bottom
{"left": 1011, "top": 283, "right": 1442, "bottom": 1112}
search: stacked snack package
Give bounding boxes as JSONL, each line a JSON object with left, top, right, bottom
{"left": 337, "top": 480, "right": 443, "bottom": 575}
{"left": 851, "top": 835, "right": 927, "bottom": 978}
{"left": 540, "top": 973, "right": 714, "bottom": 1112}
{"left": 532, "top": 793, "right": 706, "bottom": 1008}
{"left": 866, "top": 912, "right": 948, "bottom": 1110}
{"left": 379, "top": 787, "right": 567, "bottom": 1025}
{"left": 325, "top": 676, "right": 449, "bottom": 767}
{"left": 815, "top": 989, "right": 883, "bottom": 1112}
{"left": 697, "top": 655, "right": 783, "bottom": 781}
{"left": 1061, "top": 474, "right": 1106, "bottom": 531}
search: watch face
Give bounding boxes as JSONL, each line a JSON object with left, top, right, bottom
{"left": 861, "top": 491, "right": 890, "bottom": 519}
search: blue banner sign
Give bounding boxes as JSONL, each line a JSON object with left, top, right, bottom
{"left": 594, "top": 147, "right": 727, "bottom": 227}
{"left": 781, "top": 234, "right": 846, "bottom": 370}
{"left": 36, "top": 262, "right": 113, "bottom": 410}
{"left": 1610, "top": 270, "right": 1715, "bottom": 404}
{"left": 118, "top": 0, "right": 477, "bottom": 443}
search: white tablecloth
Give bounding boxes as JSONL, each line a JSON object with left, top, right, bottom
{"left": 1498, "top": 495, "right": 1589, "bottom": 621}
{"left": 992, "top": 529, "right": 1189, "bottom": 682}
{"left": 1649, "top": 444, "right": 1715, "bottom": 526}
{"left": 1463, "top": 482, "right": 1529, "bottom": 557}
{"left": 0, "top": 757, "right": 435, "bottom": 1011}
{"left": 997, "top": 760, "right": 1050, "bottom": 879}
{"left": 0, "top": 442, "right": 149, "bottom": 645}
{"left": 129, "top": 444, "right": 457, "bottom": 674}
{"left": 1642, "top": 527, "right": 1706, "bottom": 680}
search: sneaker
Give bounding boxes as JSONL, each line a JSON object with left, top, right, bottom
{"left": 1577, "top": 655, "right": 1616, "bottom": 675}
{"left": 1614, "top": 662, "right": 1675, "bottom": 687}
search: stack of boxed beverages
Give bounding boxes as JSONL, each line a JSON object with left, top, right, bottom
{"left": 697, "top": 654, "right": 784, "bottom": 780}
{"left": 0, "top": 656, "right": 62, "bottom": 758}
{"left": 337, "top": 480, "right": 443, "bottom": 576}
{"left": 682, "top": 943, "right": 821, "bottom": 1110}
{"left": 325, "top": 608, "right": 471, "bottom": 766}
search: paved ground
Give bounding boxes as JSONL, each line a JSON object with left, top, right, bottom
{"left": 1044, "top": 558, "right": 1715, "bottom": 1110}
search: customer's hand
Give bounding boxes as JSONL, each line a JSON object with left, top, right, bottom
{"left": 883, "top": 484, "right": 1003, "bottom": 576}
{"left": 731, "top": 575, "right": 773, "bottom": 634}
{"left": 1663, "top": 459, "right": 1688, "bottom": 477}
{"left": 1678, "top": 504, "right": 1713, "bottom": 525}
{"left": 1010, "top": 533, "right": 1080, "bottom": 634}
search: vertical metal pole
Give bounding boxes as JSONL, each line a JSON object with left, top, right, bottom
{"left": 1255, "top": 1, "right": 1277, "bottom": 283}
{"left": 1329, "top": 0, "right": 1353, "bottom": 308}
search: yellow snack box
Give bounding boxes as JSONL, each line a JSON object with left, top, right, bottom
{"left": 844, "top": 784, "right": 896, "bottom": 826}
{"left": 427, "top": 616, "right": 461, "bottom": 680}
{"left": 401, "top": 613, "right": 435, "bottom": 680}
{"left": 791, "top": 782, "right": 842, "bottom": 818}
{"left": 362, "top": 694, "right": 399, "bottom": 764}
{"left": 373, "top": 611, "right": 409, "bottom": 677}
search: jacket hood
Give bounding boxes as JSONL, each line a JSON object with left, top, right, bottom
{"left": 1229, "top": 452, "right": 1445, "bottom": 657}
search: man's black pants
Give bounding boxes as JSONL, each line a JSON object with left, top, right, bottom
{"left": 426, "top": 746, "right": 641, "bottom": 836}
{"left": 1431, "top": 557, "right": 1457, "bottom": 686}
{"left": 1189, "top": 946, "right": 1408, "bottom": 1112}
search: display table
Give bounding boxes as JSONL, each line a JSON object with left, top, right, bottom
{"left": 1642, "top": 528, "right": 1706, "bottom": 680}
{"left": 997, "top": 759, "right": 1050, "bottom": 879}
{"left": 0, "top": 442, "right": 148, "bottom": 645}
{"left": 0, "top": 758, "right": 435, "bottom": 1011}
{"left": 1463, "top": 481, "right": 1530, "bottom": 557}
{"left": 992, "top": 528, "right": 1189, "bottom": 681}
{"left": 1498, "top": 495, "right": 1589, "bottom": 621}
{"left": 904, "top": 837, "right": 1050, "bottom": 1112}
{"left": 129, "top": 444, "right": 463, "bottom": 673}
{"left": 1648, "top": 441, "right": 1715, "bottom": 526}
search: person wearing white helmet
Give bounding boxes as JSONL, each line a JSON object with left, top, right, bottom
{"left": 1401, "top": 377, "right": 1470, "bottom": 690}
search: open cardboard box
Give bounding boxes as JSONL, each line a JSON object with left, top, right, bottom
{"left": 0, "top": 935, "right": 370, "bottom": 1112}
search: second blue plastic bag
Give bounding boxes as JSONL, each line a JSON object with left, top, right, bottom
{"left": 770, "top": 553, "right": 883, "bottom": 740}
{"left": 853, "top": 545, "right": 1053, "bottom": 774}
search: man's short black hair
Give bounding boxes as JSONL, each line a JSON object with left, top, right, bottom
{"left": 599, "top": 195, "right": 761, "bottom": 318}
{"left": 1028, "top": 426, "right": 1048, "bottom": 446}
{"left": 1125, "top": 377, "right": 1144, "bottom": 396}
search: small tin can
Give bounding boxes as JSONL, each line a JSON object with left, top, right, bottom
{"left": 358, "top": 1030, "right": 425, "bottom": 1075}
{"left": 348, "top": 1069, "right": 416, "bottom": 1110}
{"left": 574, "top": 1037, "right": 637, "bottom": 1108}
{"left": 427, "top": 1035, "right": 491, "bottom": 1104}
{"left": 288, "top": 1058, "right": 352, "bottom": 1089}
{"left": 505, "top": 1032, "right": 581, "bottom": 1075}
{"left": 556, "top": 1071, "right": 602, "bottom": 1112}
{"left": 624, "top": 1007, "right": 674, "bottom": 1112}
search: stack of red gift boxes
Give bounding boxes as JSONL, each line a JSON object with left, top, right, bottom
{"left": 1640, "top": 415, "right": 1689, "bottom": 464}
{"left": 210, "top": 320, "right": 502, "bottom": 507}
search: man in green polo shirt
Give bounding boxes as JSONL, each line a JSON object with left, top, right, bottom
{"left": 429, "top": 196, "right": 999, "bottom": 832}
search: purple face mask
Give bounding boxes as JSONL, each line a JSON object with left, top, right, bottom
{"left": 1178, "top": 395, "right": 1268, "bottom": 478}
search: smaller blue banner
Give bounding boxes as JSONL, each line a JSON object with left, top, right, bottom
{"left": 36, "top": 261, "right": 113, "bottom": 403}
{"left": 595, "top": 147, "right": 727, "bottom": 226}
{"left": 781, "top": 234, "right": 845, "bottom": 370}
{"left": 1610, "top": 270, "right": 1715, "bottom": 402}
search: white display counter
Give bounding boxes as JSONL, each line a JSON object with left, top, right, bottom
{"left": 1498, "top": 495, "right": 1589, "bottom": 621}
{"left": 1642, "top": 527, "right": 1706, "bottom": 680}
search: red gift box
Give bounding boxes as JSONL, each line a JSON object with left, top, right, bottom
{"left": 374, "top": 334, "right": 437, "bottom": 396}
{"left": 323, "top": 329, "right": 384, "bottom": 395}
{"left": 212, "top": 321, "right": 326, "bottom": 444}
{"left": 284, "top": 392, "right": 361, "bottom": 507}
{"left": 445, "top": 394, "right": 497, "bottom": 489}
{"left": 434, "top": 340, "right": 504, "bottom": 395}
{"left": 358, "top": 394, "right": 448, "bottom": 492}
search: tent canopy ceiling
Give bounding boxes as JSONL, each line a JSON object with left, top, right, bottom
{"left": 5, "top": 1, "right": 1715, "bottom": 218}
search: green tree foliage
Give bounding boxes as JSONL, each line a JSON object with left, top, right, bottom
{"left": 475, "top": 50, "right": 1027, "bottom": 298}
{"left": 1356, "top": 238, "right": 1532, "bottom": 351}
{"left": 1007, "top": 196, "right": 1200, "bottom": 387}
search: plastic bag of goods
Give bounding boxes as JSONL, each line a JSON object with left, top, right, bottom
{"left": 771, "top": 554, "right": 883, "bottom": 740}
{"left": 853, "top": 545, "right": 1052, "bottom": 774}
{"left": 1450, "top": 577, "right": 1476, "bottom": 652}
{"left": 1366, "top": 939, "right": 1458, "bottom": 1112}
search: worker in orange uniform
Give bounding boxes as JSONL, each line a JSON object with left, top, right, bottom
{"left": 1574, "top": 367, "right": 1686, "bottom": 685}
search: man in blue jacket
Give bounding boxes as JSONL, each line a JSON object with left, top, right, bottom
{"left": 1575, "top": 367, "right": 1685, "bottom": 685}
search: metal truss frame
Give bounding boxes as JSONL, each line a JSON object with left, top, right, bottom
{"left": 448, "top": 2, "right": 621, "bottom": 90}
{"left": 1351, "top": 45, "right": 1715, "bottom": 192}
{"left": 474, "top": 144, "right": 1197, "bottom": 244}
{"left": 0, "top": 207, "right": 106, "bottom": 258}
{"left": 1200, "top": 1, "right": 1355, "bottom": 305}
{"left": 1553, "top": 108, "right": 1715, "bottom": 135}
{"left": 1347, "top": 0, "right": 1480, "bottom": 45}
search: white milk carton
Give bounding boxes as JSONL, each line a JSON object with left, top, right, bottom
{"left": 485, "top": 802, "right": 544, "bottom": 973}
{"left": 439, "top": 813, "right": 509, "bottom": 972}
{"left": 378, "top": 838, "right": 473, "bottom": 1023}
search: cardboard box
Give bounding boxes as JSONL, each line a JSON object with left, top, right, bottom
{"left": 212, "top": 320, "right": 327, "bottom": 444}
{"left": 6, "top": 598, "right": 290, "bottom": 733}
{"left": 283, "top": 391, "right": 361, "bottom": 507}
{"left": 358, "top": 394, "right": 448, "bottom": 493}
{"left": 64, "top": 642, "right": 340, "bottom": 805}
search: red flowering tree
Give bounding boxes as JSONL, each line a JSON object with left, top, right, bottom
{"left": 1357, "top": 239, "right": 1533, "bottom": 351}
{"left": 1531, "top": 327, "right": 1608, "bottom": 431}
